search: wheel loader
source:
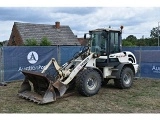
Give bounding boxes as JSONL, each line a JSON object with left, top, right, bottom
{"left": 18, "top": 26, "right": 139, "bottom": 104}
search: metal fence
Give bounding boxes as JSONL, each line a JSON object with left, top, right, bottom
{"left": 1, "top": 46, "right": 160, "bottom": 83}
{"left": 0, "top": 46, "right": 81, "bottom": 83}
{"left": 122, "top": 46, "right": 160, "bottom": 79}
{"left": 0, "top": 47, "right": 3, "bottom": 83}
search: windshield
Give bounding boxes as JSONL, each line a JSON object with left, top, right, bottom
{"left": 90, "top": 31, "right": 107, "bottom": 55}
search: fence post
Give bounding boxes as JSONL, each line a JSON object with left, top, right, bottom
{"left": 0, "top": 47, "right": 6, "bottom": 86}
{"left": 0, "top": 47, "right": 2, "bottom": 83}
{"left": 57, "top": 45, "right": 61, "bottom": 65}
{"left": 138, "top": 46, "right": 142, "bottom": 78}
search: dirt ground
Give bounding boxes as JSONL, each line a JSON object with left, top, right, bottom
{"left": 0, "top": 78, "right": 160, "bottom": 113}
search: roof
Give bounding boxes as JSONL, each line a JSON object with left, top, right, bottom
{"left": 89, "top": 28, "right": 122, "bottom": 32}
{"left": 14, "top": 22, "right": 80, "bottom": 45}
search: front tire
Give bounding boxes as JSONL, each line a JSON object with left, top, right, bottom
{"left": 114, "top": 67, "right": 134, "bottom": 89}
{"left": 76, "top": 68, "right": 102, "bottom": 96}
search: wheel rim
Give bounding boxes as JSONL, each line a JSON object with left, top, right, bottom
{"left": 87, "top": 77, "right": 97, "bottom": 90}
{"left": 123, "top": 73, "right": 131, "bottom": 85}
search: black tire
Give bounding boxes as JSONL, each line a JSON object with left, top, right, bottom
{"left": 76, "top": 68, "right": 102, "bottom": 96}
{"left": 68, "top": 78, "right": 76, "bottom": 90}
{"left": 114, "top": 67, "right": 134, "bottom": 89}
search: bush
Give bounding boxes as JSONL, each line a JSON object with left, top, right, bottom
{"left": 40, "top": 37, "right": 51, "bottom": 46}
{"left": 24, "top": 38, "right": 38, "bottom": 46}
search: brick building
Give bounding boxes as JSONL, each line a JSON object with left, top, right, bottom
{"left": 8, "top": 22, "right": 80, "bottom": 46}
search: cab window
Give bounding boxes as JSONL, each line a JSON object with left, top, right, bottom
{"left": 110, "top": 32, "right": 120, "bottom": 53}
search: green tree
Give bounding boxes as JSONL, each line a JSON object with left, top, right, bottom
{"left": 150, "top": 27, "right": 160, "bottom": 46}
{"left": 122, "top": 35, "right": 137, "bottom": 46}
{"left": 40, "top": 36, "right": 51, "bottom": 46}
{"left": 0, "top": 42, "right": 3, "bottom": 46}
{"left": 122, "top": 40, "right": 133, "bottom": 46}
{"left": 150, "top": 27, "right": 159, "bottom": 38}
{"left": 126, "top": 35, "right": 137, "bottom": 45}
{"left": 24, "top": 38, "right": 38, "bottom": 46}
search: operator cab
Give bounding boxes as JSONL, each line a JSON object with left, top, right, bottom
{"left": 89, "top": 27, "right": 122, "bottom": 56}
{"left": 84, "top": 26, "right": 123, "bottom": 67}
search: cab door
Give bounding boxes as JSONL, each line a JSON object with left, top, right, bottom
{"left": 109, "top": 31, "right": 121, "bottom": 54}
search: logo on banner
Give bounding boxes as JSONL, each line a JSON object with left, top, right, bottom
{"left": 18, "top": 50, "right": 45, "bottom": 72}
{"left": 27, "top": 51, "right": 38, "bottom": 64}
{"left": 152, "top": 65, "right": 160, "bottom": 73}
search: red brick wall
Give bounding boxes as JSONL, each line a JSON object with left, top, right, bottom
{"left": 8, "top": 24, "right": 23, "bottom": 46}
{"left": 78, "top": 38, "right": 88, "bottom": 46}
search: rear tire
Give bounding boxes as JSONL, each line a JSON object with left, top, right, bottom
{"left": 76, "top": 68, "right": 102, "bottom": 96}
{"left": 114, "top": 67, "right": 134, "bottom": 89}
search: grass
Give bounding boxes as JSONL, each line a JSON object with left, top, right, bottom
{"left": 0, "top": 78, "right": 160, "bottom": 113}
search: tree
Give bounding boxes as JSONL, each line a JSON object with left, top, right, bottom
{"left": 150, "top": 27, "right": 159, "bottom": 38}
{"left": 24, "top": 38, "right": 38, "bottom": 46}
{"left": 40, "top": 36, "right": 51, "bottom": 46}
{"left": 122, "top": 40, "right": 133, "bottom": 46}
{"left": 0, "top": 42, "right": 3, "bottom": 46}
{"left": 122, "top": 35, "right": 137, "bottom": 46}
{"left": 126, "top": 35, "right": 137, "bottom": 45}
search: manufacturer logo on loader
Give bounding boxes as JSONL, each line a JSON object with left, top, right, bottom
{"left": 27, "top": 51, "right": 38, "bottom": 64}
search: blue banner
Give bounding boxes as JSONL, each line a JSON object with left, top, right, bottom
{"left": 123, "top": 47, "right": 160, "bottom": 79}
{"left": 60, "top": 46, "right": 82, "bottom": 65}
{"left": 141, "top": 63, "right": 160, "bottom": 78}
{"left": 3, "top": 46, "right": 57, "bottom": 82}
{"left": 3, "top": 46, "right": 160, "bottom": 81}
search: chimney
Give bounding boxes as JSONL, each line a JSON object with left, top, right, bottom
{"left": 55, "top": 21, "right": 60, "bottom": 29}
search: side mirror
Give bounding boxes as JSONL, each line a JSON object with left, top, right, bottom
{"left": 84, "top": 34, "right": 86, "bottom": 39}
{"left": 84, "top": 33, "right": 90, "bottom": 39}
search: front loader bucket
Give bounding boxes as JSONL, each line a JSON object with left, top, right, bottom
{"left": 18, "top": 70, "right": 68, "bottom": 104}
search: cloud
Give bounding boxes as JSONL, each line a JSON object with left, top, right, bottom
{"left": 0, "top": 7, "right": 160, "bottom": 41}
{"left": 0, "top": 20, "right": 14, "bottom": 41}
{"left": 52, "top": 7, "right": 99, "bottom": 15}
{"left": 0, "top": 7, "right": 53, "bottom": 23}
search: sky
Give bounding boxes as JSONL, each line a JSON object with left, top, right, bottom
{"left": 0, "top": 1, "right": 160, "bottom": 42}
